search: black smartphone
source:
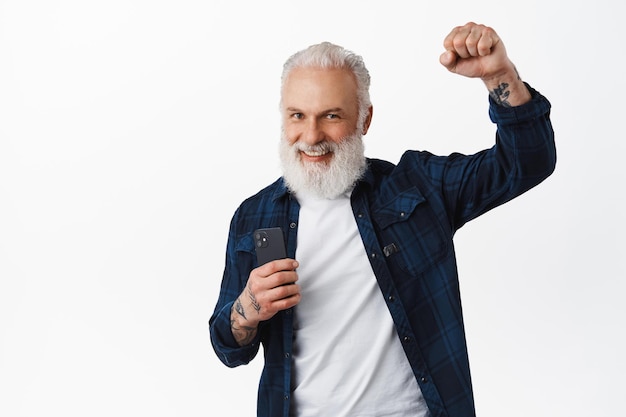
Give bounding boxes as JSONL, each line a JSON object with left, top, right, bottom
{"left": 253, "top": 227, "right": 287, "bottom": 265}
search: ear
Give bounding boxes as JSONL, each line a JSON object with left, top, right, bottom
{"left": 362, "top": 106, "right": 373, "bottom": 135}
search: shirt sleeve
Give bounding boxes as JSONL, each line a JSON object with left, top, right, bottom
{"left": 210, "top": 300, "right": 262, "bottom": 367}
{"left": 437, "top": 82, "right": 556, "bottom": 230}
{"left": 209, "top": 210, "right": 262, "bottom": 367}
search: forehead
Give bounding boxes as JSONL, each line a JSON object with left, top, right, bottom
{"left": 281, "top": 67, "right": 358, "bottom": 111}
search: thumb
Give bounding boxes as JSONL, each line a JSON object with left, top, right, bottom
{"left": 439, "top": 50, "right": 458, "bottom": 72}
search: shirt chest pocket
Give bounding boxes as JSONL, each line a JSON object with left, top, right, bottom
{"left": 372, "top": 187, "right": 450, "bottom": 276}
{"left": 235, "top": 232, "right": 258, "bottom": 271}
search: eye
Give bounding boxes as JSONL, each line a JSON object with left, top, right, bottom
{"left": 291, "top": 112, "right": 304, "bottom": 120}
{"left": 325, "top": 113, "right": 339, "bottom": 119}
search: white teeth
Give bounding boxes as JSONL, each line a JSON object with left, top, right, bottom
{"left": 303, "top": 150, "right": 328, "bottom": 157}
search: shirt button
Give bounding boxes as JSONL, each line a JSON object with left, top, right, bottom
{"left": 421, "top": 376, "right": 428, "bottom": 383}
{"left": 357, "top": 213, "right": 364, "bottom": 218}
{"left": 289, "top": 222, "right": 297, "bottom": 229}
{"left": 388, "top": 295, "right": 395, "bottom": 302}
{"left": 370, "top": 253, "right": 377, "bottom": 258}
{"left": 403, "top": 336, "right": 411, "bottom": 343}
{"left": 400, "top": 211, "right": 406, "bottom": 217}
{"left": 284, "top": 352, "right": 290, "bottom": 359}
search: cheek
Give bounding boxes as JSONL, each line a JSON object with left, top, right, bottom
{"left": 282, "top": 125, "right": 300, "bottom": 145}
{"left": 330, "top": 126, "right": 357, "bottom": 143}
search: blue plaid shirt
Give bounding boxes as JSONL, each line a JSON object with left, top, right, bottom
{"left": 210, "top": 84, "right": 556, "bottom": 417}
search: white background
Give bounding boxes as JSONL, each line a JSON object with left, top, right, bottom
{"left": 1, "top": 1, "right": 624, "bottom": 416}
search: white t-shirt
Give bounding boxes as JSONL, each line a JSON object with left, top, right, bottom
{"left": 289, "top": 191, "right": 430, "bottom": 417}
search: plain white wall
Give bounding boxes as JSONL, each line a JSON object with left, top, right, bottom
{"left": 1, "top": 1, "right": 624, "bottom": 416}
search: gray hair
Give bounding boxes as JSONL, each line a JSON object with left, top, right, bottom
{"left": 280, "top": 42, "right": 372, "bottom": 128}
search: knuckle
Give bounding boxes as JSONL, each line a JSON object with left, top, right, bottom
{"left": 276, "top": 285, "right": 292, "bottom": 299}
{"left": 247, "top": 279, "right": 259, "bottom": 293}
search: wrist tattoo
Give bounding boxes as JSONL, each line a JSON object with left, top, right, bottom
{"left": 230, "top": 318, "right": 257, "bottom": 346}
{"left": 234, "top": 298, "right": 246, "bottom": 319}
{"left": 490, "top": 82, "right": 511, "bottom": 107}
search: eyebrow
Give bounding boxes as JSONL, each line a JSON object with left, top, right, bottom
{"left": 285, "top": 107, "right": 345, "bottom": 114}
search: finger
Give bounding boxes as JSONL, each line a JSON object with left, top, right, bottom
{"left": 270, "top": 291, "right": 301, "bottom": 312}
{"left": 442, "top": 22, "right": 473, "bottom": 50}
{"left": 442, "top": 25, "right": 459, "bottom": 52}
{"left": 268, "top": 269, "right": 299, "bottom": 289}
{"left": 256, "top": 258, "right": 298, "bottom": 278}
{"left": 477, "top": 27, "right": 499, "bottom": 56}
{"left": 269, "top": 282, "right": 301, "bottom": 301}
{"left": 466, "top": 24, "right": 483, "bottom": 57}
{"left": 275, "top": 258, "right": 299, "bottom": 271}
{"left": 450, "top": 27, "right": 471, "bottom": 59}
{"left": 447, "top": 22, "right": 481, "bottom": 58}
{"left": 439, "top": 50, "right": 458, "bottom": 71}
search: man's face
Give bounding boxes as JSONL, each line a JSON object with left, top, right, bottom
{"left": 281, "top": 67, "right": 369, "bottom": 159}
{"left": 279, "top": 67, "right": 372, "bottom": 199}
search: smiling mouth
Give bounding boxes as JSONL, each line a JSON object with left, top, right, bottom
{"left": 302, "top": 149, "right": 330, "bottom": 157}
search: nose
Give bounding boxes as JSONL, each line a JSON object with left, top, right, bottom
{"left": 301, "top": 118, "right": 324, "bottom": 145}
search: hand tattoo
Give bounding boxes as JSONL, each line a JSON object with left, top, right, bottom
{"left": 247, "top": 287, "right": 261, "bottom": 314}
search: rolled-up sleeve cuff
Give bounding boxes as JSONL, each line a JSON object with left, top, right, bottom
{"left": 210, "top": 302, "right": 261, "bottom": 367}
{"left": 489, "top": 82, "right": 552, "bottom": 126}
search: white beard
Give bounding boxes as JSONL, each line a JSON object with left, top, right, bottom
{"left": 279, "top": 131, "right": 367, "bottom": 200}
